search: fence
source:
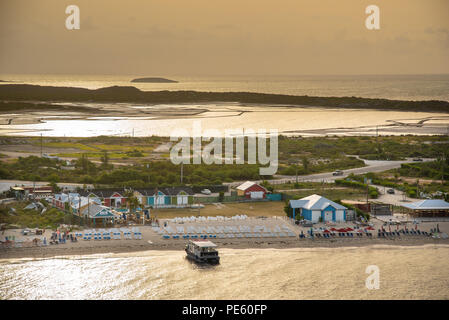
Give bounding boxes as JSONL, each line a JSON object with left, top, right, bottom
{"left": 194, "top": 193, "right": 284, "bottom": 204}
{"left": 267, "top": 193, "right": 283, "bottom": 201}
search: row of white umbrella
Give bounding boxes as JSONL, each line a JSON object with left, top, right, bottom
{"left": 171, "top": 215, "right": 248, "bottom": 223}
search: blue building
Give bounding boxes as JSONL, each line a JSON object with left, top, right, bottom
{"left": 289, "top": 194, "right": 347, "bottom": 223}
{"left": 138, "top": 187, "right": 194, "bottom": 208}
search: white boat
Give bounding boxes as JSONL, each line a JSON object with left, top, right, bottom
{"left": 185, "top": 240, "right": 220, "bottom": 264}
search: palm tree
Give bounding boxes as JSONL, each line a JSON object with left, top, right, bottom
{"left": 124, "top": 190, "right": 140, "bottom": 213}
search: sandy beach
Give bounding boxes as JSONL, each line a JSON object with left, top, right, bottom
{"left": 2, "top": 217, "right": 448, "bottom": 260}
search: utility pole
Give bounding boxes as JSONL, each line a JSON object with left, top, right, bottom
{"left": 416, "top": 180, "right": 420, "bottom": 199}
{"left": 88, "top": 196, "right": 90, "bottom": 227}
{"left": 442, "top": 152, "right": 445, "bottom": 185}
{"left": 365, "top": 177, "right": 369, "bottom": 204}
{"left": 154, "top": 187, "right": 158, "bottom": 223}
{"left": 181, "top": 162, "right": 183, "bottom": 184}
{"left": 376, "top": 126, "right": 380, "bottom": 158}
{"left": 78, "top": 195, "right": 82, "bottom": 226}
{"left": 295, "top": 165, "right": 298, "bottom": 184}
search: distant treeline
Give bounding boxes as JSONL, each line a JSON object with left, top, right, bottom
{"left": 1, "top": 84, "right": 449, "bottom": 113}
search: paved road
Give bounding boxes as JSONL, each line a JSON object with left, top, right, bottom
{"left": 225, "top": 158, "right": 434, "bottom": 187}
{"left": 0, "top": 180, "right": 93, "bottom": 193}
{"left": 372, "top": 184, "right": 415, "bottom": 206}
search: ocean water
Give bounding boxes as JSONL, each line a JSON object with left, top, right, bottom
{"left": 1, "top": 74, "right": 449, "bottom": 101}
{"left": 1, "top": 245, "right": 448, "bottom": 300}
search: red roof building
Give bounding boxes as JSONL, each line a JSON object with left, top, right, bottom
{"left": 236, "top": 181, "right": 267, "bottom": 199}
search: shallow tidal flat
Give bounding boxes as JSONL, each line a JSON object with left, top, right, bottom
{"left": 1, "top": 102, "right": 449, "bottom": 137}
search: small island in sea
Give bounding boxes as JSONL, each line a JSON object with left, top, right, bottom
{"left": 131, "top": 77, "right": 178, "bottom": 83}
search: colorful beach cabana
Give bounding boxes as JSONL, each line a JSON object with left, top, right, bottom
{"left": 289, "top": 194, "right": 347, "bottom": 223}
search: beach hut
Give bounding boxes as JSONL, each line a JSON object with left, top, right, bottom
{"left": 236, "top": 181, "right": 267, "bottom": 199}
{"left": 141, "top": 187, "right": 194, "bottom": 208}
{"left": 81, "top": 204, "right": 116, "bottom": 227}
{"left": 289, "top": 194, "right": 347, "bottom": 223}
{"left": 79, "top": 189, "right": 129, "bottom": 208}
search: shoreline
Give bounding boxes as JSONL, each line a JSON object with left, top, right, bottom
{"left": 1, "top": 237, "right": 447, "bottom": 260}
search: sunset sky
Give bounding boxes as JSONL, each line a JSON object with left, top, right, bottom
{"left": 1, "top": 0, "right": 448, "bottom": 75}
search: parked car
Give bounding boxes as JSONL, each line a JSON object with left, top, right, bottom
{"left": 201, "top": 189, "right": 212, "bottom": 195}
{"left": 332, "top": 170, "right": 344, "bottom": 176}
{"left": 387, "top": 188, "right": 395, "bottom": 194}
{"left": 413, "top": 158, "right": 423, "bottom": 161}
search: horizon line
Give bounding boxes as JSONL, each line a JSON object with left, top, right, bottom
{"left": 1, "top": 72, "right": 449, "bottom": 78}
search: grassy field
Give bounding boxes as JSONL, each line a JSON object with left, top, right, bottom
{"left": 1, "top": 135, "right": 448, "bottom": 190}
{"left": 150, "top": 202, "right": 285, "bottom": 219}
{"left": 4, "top": 134, "right": 449, "bottom": 164}
{"left": 264, "top": 181, "right": 371, "bottom": 201}
{"left": 0, "top": 202, "right": 72, "bottom": 229}
{"left": 56, "top": 152, "right": 151, "bottom": 159}
{"left": 284, "top": 188, "right": 368, "bottom": 202}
